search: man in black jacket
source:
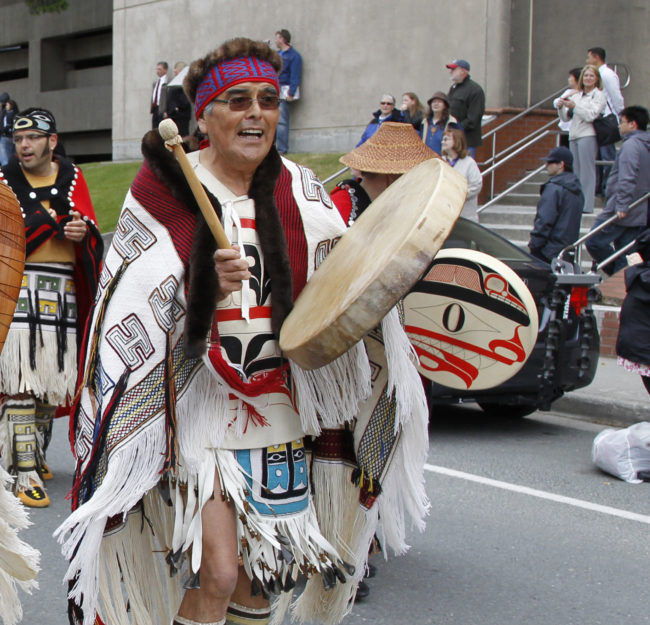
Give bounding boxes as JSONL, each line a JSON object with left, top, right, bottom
{"left": 528, "top": 146, "right": 584, "bottom": 264}
{"left": 446, "top": 59, "right": 485, "bottom": 156}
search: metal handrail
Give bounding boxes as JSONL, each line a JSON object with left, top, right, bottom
{"left": 482, "top": 60, "right": 630, "bottom": 145}
{"left": 322, "top": 166, "right": 349, "bottom": 185}
{"left": 482, "top": 117, "right": 559, "bottom": 167}
{"left": 481, "top": 87, "right": 565, "bottom": 142}
{"left": 478, "top": 164, "right": 546, "bottom": 213}
{"left": 480, "top": 129, "right": 554, "bottom": 178}
{"left": 557, "top": 191, "right": 650, "bottom": 260}
{"left": 553, "top": 191, "right": 650, "bottom": 272}
{"left": 596, "top": 239, "right": 637, "bottom": 273}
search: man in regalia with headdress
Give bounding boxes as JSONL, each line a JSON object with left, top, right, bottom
{"left": 56, "top": 38, "right": 429, "bottom": 625}
{"left": 0, "top": 108, "right": 103, "bottom": 508}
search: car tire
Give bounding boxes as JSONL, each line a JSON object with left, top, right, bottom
{"left": 477, "top": 402, "right": 538, "bottom": 419}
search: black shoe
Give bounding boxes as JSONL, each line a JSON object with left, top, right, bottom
{"left": 355, "top": 580, "right": 370, "bottom": 601}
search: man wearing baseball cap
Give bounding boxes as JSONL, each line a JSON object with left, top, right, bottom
{"left": 528, "top": 146, "right": 584, "bottom": 263}
{"left": 446, "top": 59, "right": 485, "bottom": 156}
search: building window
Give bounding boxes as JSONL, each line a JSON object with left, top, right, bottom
{"left": 41, "top": 27, "right": 112, "bottom": 91}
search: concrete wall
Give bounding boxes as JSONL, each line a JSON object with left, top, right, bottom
{"left": 0, "top": 0, "right": 112, "bottom": 158}
{"left": 112, "top": 0, "right": 512, "bottom": 159}
{"left": 0, "top": 1, "right": 644, "bottom": 160}
{"left": 510, "top": 0, "right": 648, "bottom": 109}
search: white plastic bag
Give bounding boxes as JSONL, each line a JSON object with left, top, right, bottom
{"left": 591, "top": 421, "right": 650, "bottom": 484}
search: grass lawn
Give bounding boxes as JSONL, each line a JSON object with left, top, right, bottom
{"left": 80, "top": 153, "right": 347, "bottom": 233}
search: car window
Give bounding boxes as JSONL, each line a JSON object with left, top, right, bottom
{"left": 443, "top": 218, "right": 533, "bottom": 262}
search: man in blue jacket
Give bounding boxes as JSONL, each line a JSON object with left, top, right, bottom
{"left": 586, "top": 106, "right": 650, "bottom": 275}
{"left": 275, "top": 28, "right": 302, "bottom": 154}
{"left": 528, "top": 146, "right": 584, "bottom": 264}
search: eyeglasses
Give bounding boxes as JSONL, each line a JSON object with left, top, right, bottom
{"left": 212, "top": 95, "right": 280, "bottom": 111}
{"left": 13, "top": 133, "right": 48, "bottom": 144}
{"left": 379, "top": 101, "right": 394, "bottom": 106}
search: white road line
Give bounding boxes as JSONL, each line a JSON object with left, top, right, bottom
{"left": 424, "top": 463, "right": 650, "bottom": 525}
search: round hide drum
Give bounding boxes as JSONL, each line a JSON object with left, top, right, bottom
{"left": 279, "top": 158, "right": 468, "bottom": 370}
{"left": 404, "top": 248, "right": 539, "bottom": 390}
{"left": 0, "top": 183, "right": 25, "bottom": 354}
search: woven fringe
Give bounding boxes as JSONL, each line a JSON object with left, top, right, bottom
{"left": 0, "top": 465, "right": 40, "bottom": 625}
{"left": 0, "top": 413, "right": 9, "bottom": 472}
{"left": 376, "top": 390, "right": 430, "bottom": 554}
{"left": 289, "top": 341, "right": 371, "bottom": 433}
{"left": 381, "top": 307, "right": 428, "bottom": 432}
{"left": 96, "top": 504, "right": 181, "bottom": 625}
{"left": 175, "top": 365, "right": 231, "bottom": 477}
{"left": 55, "top": 419, "right": 168, "bottom": 625}
{"left": 288, "top": 459, "right": 367, "bottom": 625}
{"left": 0, "top": 329, "right": 77, "bottom": 405}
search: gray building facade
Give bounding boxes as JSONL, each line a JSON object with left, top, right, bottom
{"left": 0, "top": 0, "right": 646, "bottom": 161}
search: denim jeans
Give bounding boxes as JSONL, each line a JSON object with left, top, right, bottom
{"left": 585, "top": 220, "right": 644, "bottom": 275}
{"left": 597, "top": 143, "right": 616, "bottom": 194}
{"left": 276, "top": 99, "right": 291, "bottom": 154}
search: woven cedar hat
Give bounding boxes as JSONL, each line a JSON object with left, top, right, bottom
{"left": 340, "top": 122, "right": 438, "bottom": 174}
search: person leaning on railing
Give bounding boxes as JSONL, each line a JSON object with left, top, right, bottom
{"left": 586, "top": 105, "right": 650, "bottom": 276}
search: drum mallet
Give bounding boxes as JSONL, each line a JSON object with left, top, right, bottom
{"left": 158, "top": 118, "right": 231, "bottom": 249}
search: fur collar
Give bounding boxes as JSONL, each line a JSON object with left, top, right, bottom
{"left": 140, "top": 131, "right": 291, "bottom": 358}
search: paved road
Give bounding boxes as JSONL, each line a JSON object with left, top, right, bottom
{"left": 19, "top": 406, "right": 650, "bottom": 625}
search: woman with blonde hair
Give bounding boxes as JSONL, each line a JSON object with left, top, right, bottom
{"left": 557, "top": 64, "right": 607, "bottom": 213}
{"left": 441, "top": 127, "right": 482, "bottom": 221}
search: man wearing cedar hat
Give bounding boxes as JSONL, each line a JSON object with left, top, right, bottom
{"left": 331, "top": 121, "right": 439, "bottom": 226}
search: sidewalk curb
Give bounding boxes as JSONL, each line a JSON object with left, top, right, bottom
{"left": 554, "top": 394, "right": 647, "bottom": 429}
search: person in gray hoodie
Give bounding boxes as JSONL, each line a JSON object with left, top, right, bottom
{"left": 586, "top": 106, "right": 650, "bottom": 275}
{"left": 528, "top": 146, "right": 584, "bottom": 263}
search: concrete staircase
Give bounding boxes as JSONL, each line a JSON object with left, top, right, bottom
{"left": 478, "top": 172, "right": 624, "bottom": 359}
{"left": 477, "top": 172, "right": 604, "bottom": 269}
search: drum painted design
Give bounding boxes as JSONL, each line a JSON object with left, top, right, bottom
{"left": 404, "top": 249, "right": 539, "bottom": 390}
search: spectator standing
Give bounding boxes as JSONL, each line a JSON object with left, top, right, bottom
{"left": 151, "top": 60, "right": 169, "bottom": 129}
{"left": 0, "top": 108, "right": 103, "bottom": 507}
{"left": 446, "top": 59, "right": 485, "bottom": 157}
{"left": 275, "top": 28, "right": 302, "bottom": 154}
{"left": 164, "top": 61, "right": 192, "bottom": 137}
{"left": 586, "top": 106, "right": 650, "bottom": 275}
{"left": 400, "top": 92, "right": 425, "bottom": 130}
{"left": 356, "top": 93, "right": 403, "bottom": 147}
{"left": 557, "top": 65, "right": 607, "bottom": 214}
{"left": 553, "top": 68, "right": 581, "bottom": 148}
{"left": 528, "top": 146, "right": 584, "bottom": 264}
{"left": 586, "top": 46, "right": 625, "bottom": 195}
{"left": 441, "top": 126, "right": 482, "bottom": 221}
{"left": 421, "top": 91, "right": 459, "bottom": 155}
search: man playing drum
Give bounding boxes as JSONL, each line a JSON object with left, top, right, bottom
{"left": 57, "top": 38, "right": 430, "bottom": 625}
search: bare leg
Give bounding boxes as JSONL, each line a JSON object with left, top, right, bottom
{"left": 177, "top": 469, "right": 239, "bottom": 622}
